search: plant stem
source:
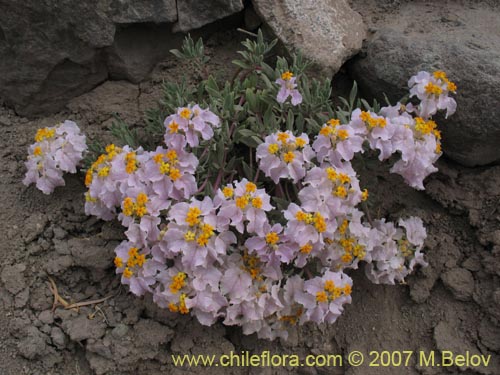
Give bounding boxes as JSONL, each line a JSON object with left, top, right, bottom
{"left": 196, "top": 176, "right": 210, "bottom": 194}
{"left": 253, "top": 168, "right": 260, "bottom": 183}
{"left": 362, "top": 201, "right": 374, "bottom": 227}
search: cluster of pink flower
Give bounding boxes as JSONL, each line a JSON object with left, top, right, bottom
{"left": 23, "top": 120, "right": 87, "bottom": 194}
{"left": 302, "top": 70, "right": 457, "bottom": 190}
{"left": 24, "top": 70, "right": 455, "bottom": 340}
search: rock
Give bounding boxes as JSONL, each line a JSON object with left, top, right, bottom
{"left": 0, "top": 115, "right": 12, "bottom": 126}
{"left": 244, "top": 6, "right": 262, "bottom": 31}
{"left": 462, "top": 256, "right": 481, "bottom": 272}
{"left": 52, "top": 226, "right": 67, "bottom": 240}
{"left": 111, "top": 324, "right": 130, "bottom": 339}
{"left": 441, "top": 268, "right": 474, "bottom": 301}
{"left": 434, "top": 321, "right": 496, "bottom": 374}
{"left": 62, "top": 314, "right": 107, "bottom": 342}
{"left": 67, "top": 237, "right": 115, "bottom": 270}
{"left": 0, "top": 0, "right": 110, "bottom": 116}
{"left": 1, "top": 263, "right": 27, "bottom": 295}
{"left": 86, "top": 352, "right": 116, "bottom": 375}
{"left": 67, "top": 81, "right": 141, "bottom": 124}
{"left": 86, "top": 319, "right": 174, "bottom": 373}
{"left": 50, "top": 327, "right": 67, "bottom": 349}
{"left": 14, "top": 287, "right": 30, "bottom": 308}
{"left": 39, "top": 310, "right": 54, "bottom": 325}
{"left": 109, "top": 0, "right": 177, "bottom": 24}
{"left": 100, "top": 222, "right": 126, "bottom": 241}
{"left": 44, "top": 255, "right": 74, "bottom": 275}
{"left": 252, "top": 0, "right": 365, "bottom": 78}
{"left": 106, "top": 24, "right": 184, "bottom": 84}
{"left": 349, "top": 2, "right": 500, "bottom": 166}
{"left": 479, "top": 319, "right": 500, "bottom": 352}
{"left": 21, "top": 213, "right": 48, "bottom": 244}
{"left": 175, "top": 0, "right": 244, "bottom": 32}
{"left": 0, "top": 0, "right": 243, "bottom": 117}
{"left": 18, "top": 327, "right": 48, "bottom": 360}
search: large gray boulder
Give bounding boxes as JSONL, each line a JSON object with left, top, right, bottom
{"left": 175, "top": 0, "right": 244, "bottom": 32}
{"left": 349, "top": 2, "right": 500, "bottom": 167}
{"left": 252, "top": 0, "right": 366, "bottom": 78}
{"left": 0, "top": 0, "right": 242, "bottom": 117}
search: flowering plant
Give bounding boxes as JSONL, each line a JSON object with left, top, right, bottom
{"left": 24, "top": 31, "right": 457, "bottom": 340}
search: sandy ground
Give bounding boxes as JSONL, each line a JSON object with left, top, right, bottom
{"left": 0, "top": 27, "right": 499, "bottom": 375}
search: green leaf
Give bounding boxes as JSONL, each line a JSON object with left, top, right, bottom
{"left": 232, "top": 59, "right": 250, "bottom": 70}
{"left": 349, "top": 81, "right": 358, "bottom": 110}
{"left": 286, "top": 110, "right": 294, "bottom": 131}
{"left": 242, "top": 161, "right": 253, "bottom": 180}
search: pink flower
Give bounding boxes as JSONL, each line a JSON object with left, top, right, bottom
{"left": 408, "top": 71, "right": 457, "bottom": 119}
{"left": 164, "top": 104, "right": 220, "bottom": 148}
{"left": 295, "top": 270, "right": 353, "bottom": 324}
{"left": 313, "top": 117, "right": 366, "bottom": 165}
{"left": 276, "top": 71, "right": 302, "bottom": 105}
{"left": 298, "top": 165, "right": 363, "bottom": 218}
{"left": 283, "top": 202, "right": 336, "bottom": 247}
{"left": 215, "top": 179, "right": 273, "bottom": 236}
{"left": 165, "top": 197, "right": 236, "bottom": 271}
{"left": 23, "top": 120, "right": 87, "bottom": 194}
{"left": 256, "top": 131, "right": 314, "bottom": 183}
{"left": 141, "top": 146, "right": 198, "bottom": 200}
{"left": 245, "top": 223, "right": 297, "bottom": 266}
{"left": 364, "top": 217, "right": 427, "bottom": 285}
{"left": 114, "top": 241, "right": 159, "bottom": 296}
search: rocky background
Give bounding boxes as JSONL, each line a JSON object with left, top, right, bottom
{"left": 0, "top": 0, "right": 499, "bottom": 374}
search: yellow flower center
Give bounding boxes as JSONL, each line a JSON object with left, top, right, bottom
{"left": 179, "top": 293, "right": 189, "bottom": 314}
{"left": 268, "top": 143, "right": 279, "bottom": 154}
{"left": 337, "top": 129, "right": 349, "bottom": 140}
{"left": 281, "top": 71, "right": 293, "bottom": 81}
{"left": 316, "top": 291, "right": 328, "bottom": 303}
{"left": 300, "top": 244, "right": 313, "bottom": 254}
{"left": 319, "top": 126, "right": 333, "bottom": 136}
{"left": 424, "top": 82, "right": 443, "bottom": 96}
{"left": 283, "top": 151, "right": 295, "bottom": 163}
{"left": 295, "top": 138, "right": 306, "bottom": 148}
{"left": 123, "top": 268, "right": 133, "bottom": 278}
{"left": 235, "top": 196, "right": 249, "bottom": 209}
{"left": 169, "top": 121, "right": 179, "bottom": 133}
{"left": 34, "top": 127, "right": 56, "bottom": 142}
{"left": 361, "top": 189, "right": 369, "bottom": 201}
{"left": 324, "top": 280, "right": 335, "bottom": 293}
{"left": 169, "top": 168, "right": 181, "bottom": 181}
{"left": 159, "top": 162, "right": 170, "bottom": 174}
{"left": 251, "top": 196, "right": 263, "bottom": 209}
{"left": 184, "top": 231, "right": 195, "bottom": 241}
{"left": 125, "top": 152, "right": 137, "bottom": 174}
{"left": 326, "top": 167, "right": 337, "bottom": 181}
{"left": 169, "top": 272, "right": 187, "bottom": 294}
{"left": 313, "top": 212, "right": 327, "bottom": 233}
{"left": 265, "top": 232, "right": 279, "bottom": 245}
{"left": 245, "top": 182, "right": 257, "bottom": 193}
{"left": 360, "top": 112, "right": 386, "bottom": 128}
{"left": 186, "top": 206, "right": 202, "bottom": 226}
{"left": 136, "top": 193, "right": 148, "bottom": 205}
{"left": 339, "top": 219, "right": 349, "bottom": 235}
{"left": 180, "top": 108, "right": 192, "bottom": 119}
{"left": 327, "top": 118, "right": 340, "bottom": 127}
{"left": 277, "top": 132, "right": 289, "bottom": 143}
{"left": 334, "top": 186, "right": 347, "bottom": 198}
{"left": 222, "top": 186, "right": 234, "bottom": 198}
{"left": 433, "top": 71, "right": 447, "bottom": 80}
{"left": 97, "top": 166, "right": 110, "bottom": 177}
{"left": 166, "top": 149, "right": 177, "bottom": 161}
